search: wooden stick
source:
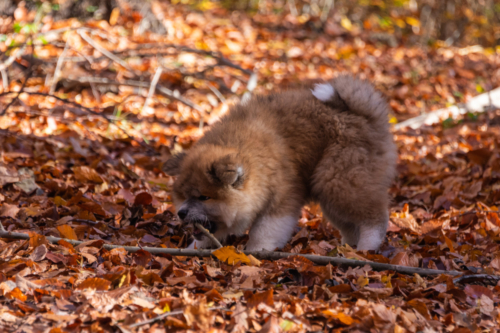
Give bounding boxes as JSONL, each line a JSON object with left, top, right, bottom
{"left": 394, "top": 86, "right": 500, "bottom": 130}
{"left": 142, "top": 67, "right": 163, "bottom": 115}
{"left": 63, "top": 75, "right": 204, "bottom": 113}
{"left": 49, "top": 39, "right": 69, "bottom": 95}
{"left": 0, "top": 91, "right": 155, "bottom": 153}
{"left": 0, "top": 228, "right": 461, "bottom": 276}
{"left": 0, "top": 45, "right": 27, "bottom": 72}
{"left": 77, "top": 29, "right": 133, "bottom": 72}
{"left": 194, "top": 223, "right": 223, "bottom": 248}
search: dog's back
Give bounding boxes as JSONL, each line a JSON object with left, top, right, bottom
{"left": 172, "top": 74, "right": 397, "bottom": 251}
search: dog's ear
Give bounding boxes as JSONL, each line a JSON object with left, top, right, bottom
{"left": 163, "top": 152, "right": 186, "bottom": 176}
{"left": 210, "top": 154, "right": 245, "bottom": 187}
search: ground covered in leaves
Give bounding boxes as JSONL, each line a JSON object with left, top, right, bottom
{"left": 1, "top": 1, "right": 500, "bottom": 332}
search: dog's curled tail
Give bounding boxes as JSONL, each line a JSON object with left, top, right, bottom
{"left": 311, "top": 74, "right": 389, "bottom": 126}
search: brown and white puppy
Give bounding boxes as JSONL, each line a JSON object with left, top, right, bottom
{"left": 164, "top": 74, "right": 397, "bottom": 251}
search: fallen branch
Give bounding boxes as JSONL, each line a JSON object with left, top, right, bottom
{"left": 49, "top": 39, "right": 69, "bottom": 95}
{"left": 0, "top": 91, "right": 156, "bottom": 154}
{"left": 0, "top": 44, "right": 27, "bottom": 72}
{"left": 142, "top": 67, "right": 163, "bottom": 115}
{"left": 0, "top": 228, "right": 461, "bottom": 276}
{"left": 114, "top": 43, "right": 254, "bottom": 76}
{"left": 0, "top": 43, "right": 33, "bottom": 116}
{"left": 394, "top": 86, "right": 500, "bottom": 130}
{"left": 77, "top": 29, "right": 134, "bottom": 72}
{"left": 64, "top": 75, "right": 204, "bottom": 113}
{"left": 194, "top": 223, "right": 223, "bottom": 248}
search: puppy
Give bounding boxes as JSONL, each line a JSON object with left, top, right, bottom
{"left": 164, "top": 74, "right": 397, "bottom": 251}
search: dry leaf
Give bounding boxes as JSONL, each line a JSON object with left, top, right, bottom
{"left": 213, "top": 246, "right": 251, "bottom": 265}
{"left": 56, "top": 225, "right": 78, "bottom": 240}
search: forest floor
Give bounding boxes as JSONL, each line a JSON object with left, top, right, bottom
{"left": 0, "top": 1, "right": 500, "bottom": 332}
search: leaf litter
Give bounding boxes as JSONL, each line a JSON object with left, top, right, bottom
{"left": 0, "top": 1, "right": 500, "bottom": 332}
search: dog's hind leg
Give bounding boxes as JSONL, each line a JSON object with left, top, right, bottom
{"left": 311, "top": 145, "right": 391, "bottom": 251}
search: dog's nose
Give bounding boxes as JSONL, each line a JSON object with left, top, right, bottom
{"left": 177, "top": 209, "right": 188, "bottom": 220}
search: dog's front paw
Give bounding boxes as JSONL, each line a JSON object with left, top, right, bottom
{"left": 187, "top": 239, "right": 206, "bottom": 249}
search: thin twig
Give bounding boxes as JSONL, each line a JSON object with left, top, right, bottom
{"left": 77, "top": 29, "right": 133, "bottom": 72}
{"left": 49, "top": 39, "right": 69, "bottom": 95}
{"left": 194, "top": 223, "right": 223, "bottom": 248}
{"left": 129, "top": 306, "right": 225, "bottom": 328}
{"left": 0, "top": 91, "right": 156, "bottom": 153}
{"left": 0, "top": 43, "right": 33, "bottom": 116}
{"left": 50, "top": 44, "right": 254, "bottom": 76}
{"left": 320, "top": 0, "right": 334, "bottom": 22}
{"left": 0, "top": 45, "right": 27, "bottom": 72}
{"left": 394, "top": 86, "right": 500, "bottom": 130}
{"left": 0, "top": 69, "right": 8, "bottom": 90}
{"left": 142, "top": 67, "right": 163, "bottom": 115}
{"left": 208, "top": 85, "right": 226, "bottom": 103}
{"left": 288, "top": 0, "right": 299, "bottom": 16}
{"left": 0, "top": 228, "right": 462, "bottom": 276}
{"left": 63, "top": 75, "right": 204, "bottom": 113}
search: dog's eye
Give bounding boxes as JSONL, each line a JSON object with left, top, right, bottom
{"left": 198, "top": 195, "right": 211, "bottom": 201}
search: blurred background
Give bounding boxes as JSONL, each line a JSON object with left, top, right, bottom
{"left": 0, "top": 0, "right": 499, "bottom": 143}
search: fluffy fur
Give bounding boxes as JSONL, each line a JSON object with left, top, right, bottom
{"left": 164, "top": 74, "right": 397, "bottom": 251}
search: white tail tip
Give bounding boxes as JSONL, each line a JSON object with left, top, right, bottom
{"left": 311, "top": 83, "right": 334, "bottom": 102}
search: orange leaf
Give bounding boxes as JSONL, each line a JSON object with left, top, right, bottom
{"left": 6, "top": 287, "right": 27, "bottom": 302}
{"left": 213, "top": 246, "right": 250, "bottom": 265}
{"left": 56, "top": 225, "right": 78, "bottom": 240}
{"left": 322, "top": 310, "right": 355, "bottom": 325}
{"left": 76, "top": 277, "right": 111, "bottom": 291}
{"left": 443, "top": 235, "right": 455, "bottom": 252}
{"left": 29, "top": 232, "right": 48, "bottom": 248}
{"left": 246, "top": 289, "right": 274, "bottom": 308}
{"left": 407, "top": 299, "right": 431, "bottom": 320}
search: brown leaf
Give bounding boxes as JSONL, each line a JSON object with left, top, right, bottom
{"left": 29, "top": 244, "right": 47, "bottom": 262}
{"left": 479, "top": 294, "right": 494, "bottom": 315}
{"left": 464, "top": 285, "right": 494, "bottom": 300}
{"left": 117, "top": 188, "right": 135, "bottom": 205}
{"left": 133, "top": 249, "right": 152, "bottom": 267}
{"left": 390, "top": 204, "right": 420, "bottom": 234}
{"left": 420, "top": 219, "right": 444, "bottom": 234}
{"left": 407, "top": 299, "right": 431, "bottom": 320}
{"left": 257, "top": 316, "right": 281, "bottom": 333}
{"left": 76, "top": 277, "right": 111, "bottom": 291}
{"left": 0, "top": 203, "right": 19, "bottom": 218}
{"left": 134, "top": 192, "right": 153, "bottom": 206}
{"left": 0, "top": 166, "right": 19, "bottom": 186}
{"left": 29, "top": 232, "right": 48, "bottom": 248}
{"left": 390, "top": 252, "right": 410, "bottom": 266}
{"left": 184, "top": 299, "right": 214, "bottom": 330}
{"left": 467, "top": 148, "right": 492, "bottom": 166}
{"left": 328, "top": 284, "right": 352, "bottom": 293}
{"left": 246, "top": 289, "right": 274, "bottom": 308}
{"left": 371, "top": 304, "right": 396, "bottom": 331}
{"left": 79, "top": 202, "right": 109, "bottom": 217}
{"left": 56, "top": 225, "right": 78, "bottom": 240}
{"left": 73, "top": 166, "right": 103, "bottom": 183}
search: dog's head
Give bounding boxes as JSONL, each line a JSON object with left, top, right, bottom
{"left": 163, "top": 145, "right": 251, "bottom": 238}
